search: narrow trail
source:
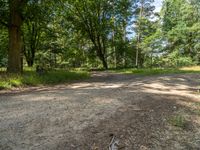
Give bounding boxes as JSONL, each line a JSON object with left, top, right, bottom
{"left": 0, "top": 73, "right": 200, "bottom": 150}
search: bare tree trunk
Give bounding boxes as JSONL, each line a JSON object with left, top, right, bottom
{"left": 135, "top": 33, "right": 140, "bottom": 68}
{"left": 7, "top": 0, "right": 24, "bottom": 73}
{"left": 96, "top": 35, "right": 108, "bottom": 69}
{"left": 135, "top": 0, "right": 144, "bottom": 68}
{"left": 111, "top": 2, "right": 117, "bottom": 68}
{"left": 112, "top": 29, "right": 117, "bottom": 68}
{"left": 123, "top": 22, "right": 127, "bottom": 67}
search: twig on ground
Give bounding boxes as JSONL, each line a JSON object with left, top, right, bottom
{"left": 109, "top": 135, "right": 119, "bottom": 150}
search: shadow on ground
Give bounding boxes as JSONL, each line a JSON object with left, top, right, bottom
{"left": 0, "top": 73, "right": 200, "bottom": 150}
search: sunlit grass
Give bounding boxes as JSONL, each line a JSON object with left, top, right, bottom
{"left": 180, "top": 66, "right": 200, "bottom": 71}
{"left": 1, "top": 66, "right": 199, "bottom": 90}
{"left": 110, "top": 66, "right": 200, "bottom": 75}
{"left": 0, "top": 68, "right": 90, "bottom": 90}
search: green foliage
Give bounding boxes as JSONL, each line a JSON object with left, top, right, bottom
{"left": 0, "top": 69, "right": 89, "bottom": 89}
{"left": 0, "top": 0, "right": 199, "bottom": 71}
{"left": 161, "top": 0, "right": 200, "bottom": 65}
{"left": 0, "top": 73, "right": 22, "bottom": 89}
{"left": 0, "top": 29, "right": 8, "bottom": 67}
{"left": 132, "top": 0, "right": 157, "bottom": 67}
{"left": 162, "top": 51, "right": 195, "bottom": 67}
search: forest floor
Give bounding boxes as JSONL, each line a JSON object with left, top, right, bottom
{"left": 0, "top": 72, "right": 200, "bottom": 150}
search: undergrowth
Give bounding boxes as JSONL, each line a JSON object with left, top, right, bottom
{"left": 0, "top": 69, "right": 89, "bottom": 90}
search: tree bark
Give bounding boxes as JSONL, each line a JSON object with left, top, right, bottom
{"left": 7, "top": 0, "right": 24, "bottom": 73}
{"left": 96, "top": 35, "right": 108, "bottom": 69}
{"left": 135, "top": 33, "right": 140, "bottom": 68}
{"left": 135, "top": 0, "right": 144, "bottom": 68}
{"left": 99, "top": 52, "right": 108, "bottom": 69}
{"left": 27, "top": 60, "right": 34, "bottom": 67}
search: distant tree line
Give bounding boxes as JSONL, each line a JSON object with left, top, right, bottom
{"left": 0, "top": 0, "right": 199, "bottom": 73}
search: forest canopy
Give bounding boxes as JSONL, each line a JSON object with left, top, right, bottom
{"left": 0, "top": 0, "right": 199, "bottom": 73}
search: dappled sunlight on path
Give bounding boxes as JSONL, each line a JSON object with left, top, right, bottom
{"left": 0, "top": 72, "right": 200, "bottom": 149}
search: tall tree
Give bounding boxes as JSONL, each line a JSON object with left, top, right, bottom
{"left": 115, "top": 0, "right": 133, "bottom": 67}
{"left": 0, "top": 0, "right": 27, "bottom": 73}
{"left": 133, "top": 0, "right": 155, "bottom": 67}
{"left": 22, "top": 0, "right": 54, "bottom": 67}
{"left": 63, "top": 0, "right": 114, "bottom": 69}
{"left": 7, "top": 0, "right": 27, "bottom": 73}
{"left": 161, "top": 0, "right": 200, "bottom": 64}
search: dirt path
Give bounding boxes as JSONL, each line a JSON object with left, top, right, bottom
{"left": 0, "top": 72, "right": 200, "bottom": 150}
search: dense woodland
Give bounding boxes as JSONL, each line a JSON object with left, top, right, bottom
{"left": 0, "top": 0, "right": 200, "bottom": 73}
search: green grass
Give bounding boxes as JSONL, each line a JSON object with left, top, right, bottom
{"left": 1, "top": 66, "right": 200, "bottom": 90}
{"left": 0, "top": 69, "right": 90, "bottom": 90}
{"left": 168, "top": 115, "right": 188, "bottom": 129}
{"left": 110, "top": 66, "right": 200, "bottom": 76}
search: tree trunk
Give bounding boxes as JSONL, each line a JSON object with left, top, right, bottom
{"left": 25, "top": 49, "right": 35, "bottom": 67}
{"left": 112, "top": 34, "right": 117, "bottom": 68}
{"left": 135, "top": 0, "right": 144, "bottom": 68}
{"left": 96, "top": 35, "right": 108, "bottom": 69}
{"left": 7, "top": 0, "right": 24, "bottom": 73}
{"left": 23, "top": 33, "right": 35, "bottom": 67}
{"left": 97, "top": 47, "right": 108, "bottom": 69}
{"left": 100, "top": 56, "right": 108, "bottom": 69}
{"left": 123, "top": 22, "right": 127, "bottom": 68}
{"left": 27, "top": 59, "right": 34, "bottom": 67}
{"left": 135, "top": 33, "right": 140, "bottom": 68}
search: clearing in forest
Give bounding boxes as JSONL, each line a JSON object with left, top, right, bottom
{"left": 0, "top": 72, "right": 200, "bottom": 150}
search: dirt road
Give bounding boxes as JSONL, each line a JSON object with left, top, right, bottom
{"left": 0, "top": 72, "right": 200, "bottom": 150}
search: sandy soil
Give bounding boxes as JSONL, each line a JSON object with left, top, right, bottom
{"left": 0, "top": 72, "right": 200, "bottom": 150}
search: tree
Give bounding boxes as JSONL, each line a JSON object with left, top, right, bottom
{"left": 161, "top": 0, "right": 200, "bottom": 65}
{"left": 8, "top": 0, "right": 27, "bottom": 73}
{"left": 0, "top": 0, "right": 27, "bottom": 73}
{"left": 22, "top": 0, "right": 55, "bottom": 67}
{"left": 62, "top": 0, "right": 114, "bottom": 69}
{"left": 61, "top": 0, "right": 134, "bottom": 69}
{"left": 133, "top": 0, "right": 155, "bottom": 67}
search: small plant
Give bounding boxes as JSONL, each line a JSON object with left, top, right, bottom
{"left": 169, "top": 115, "right": 187, "bottom": 129}
{"left": 0, "top": 81, "right": 11, "bottom": 89}
{"left": 9, "top": 79, "right": 22, "bottom": 87}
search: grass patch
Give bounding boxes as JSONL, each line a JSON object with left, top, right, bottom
{"left": 169, "top": 115, "right": 188, "bottom": 129}
{"left": 194, "top": 110, "right": 200, "bottom": 116}
{"left": 192, "top": 102, "right": 200, "bottom": 116}
{"left": 180, "top": 66, "right": 200, "bottom": 71}
{"left": 0, "top": 69, "right": 89, "bottom": 90}
{"left": 110, "top": 66, "right": 200, "bottom": 76}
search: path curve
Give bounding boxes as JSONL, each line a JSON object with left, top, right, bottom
{"left": 0, "top": 72, "right": 200, "bottom": 149}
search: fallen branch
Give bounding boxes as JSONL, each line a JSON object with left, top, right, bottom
{"left": 109, "top": 135, "right": 119, "bottom": 150}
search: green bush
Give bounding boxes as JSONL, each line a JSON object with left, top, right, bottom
{"left": 177, "top": 56, "right": 195, "bottom": 67}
